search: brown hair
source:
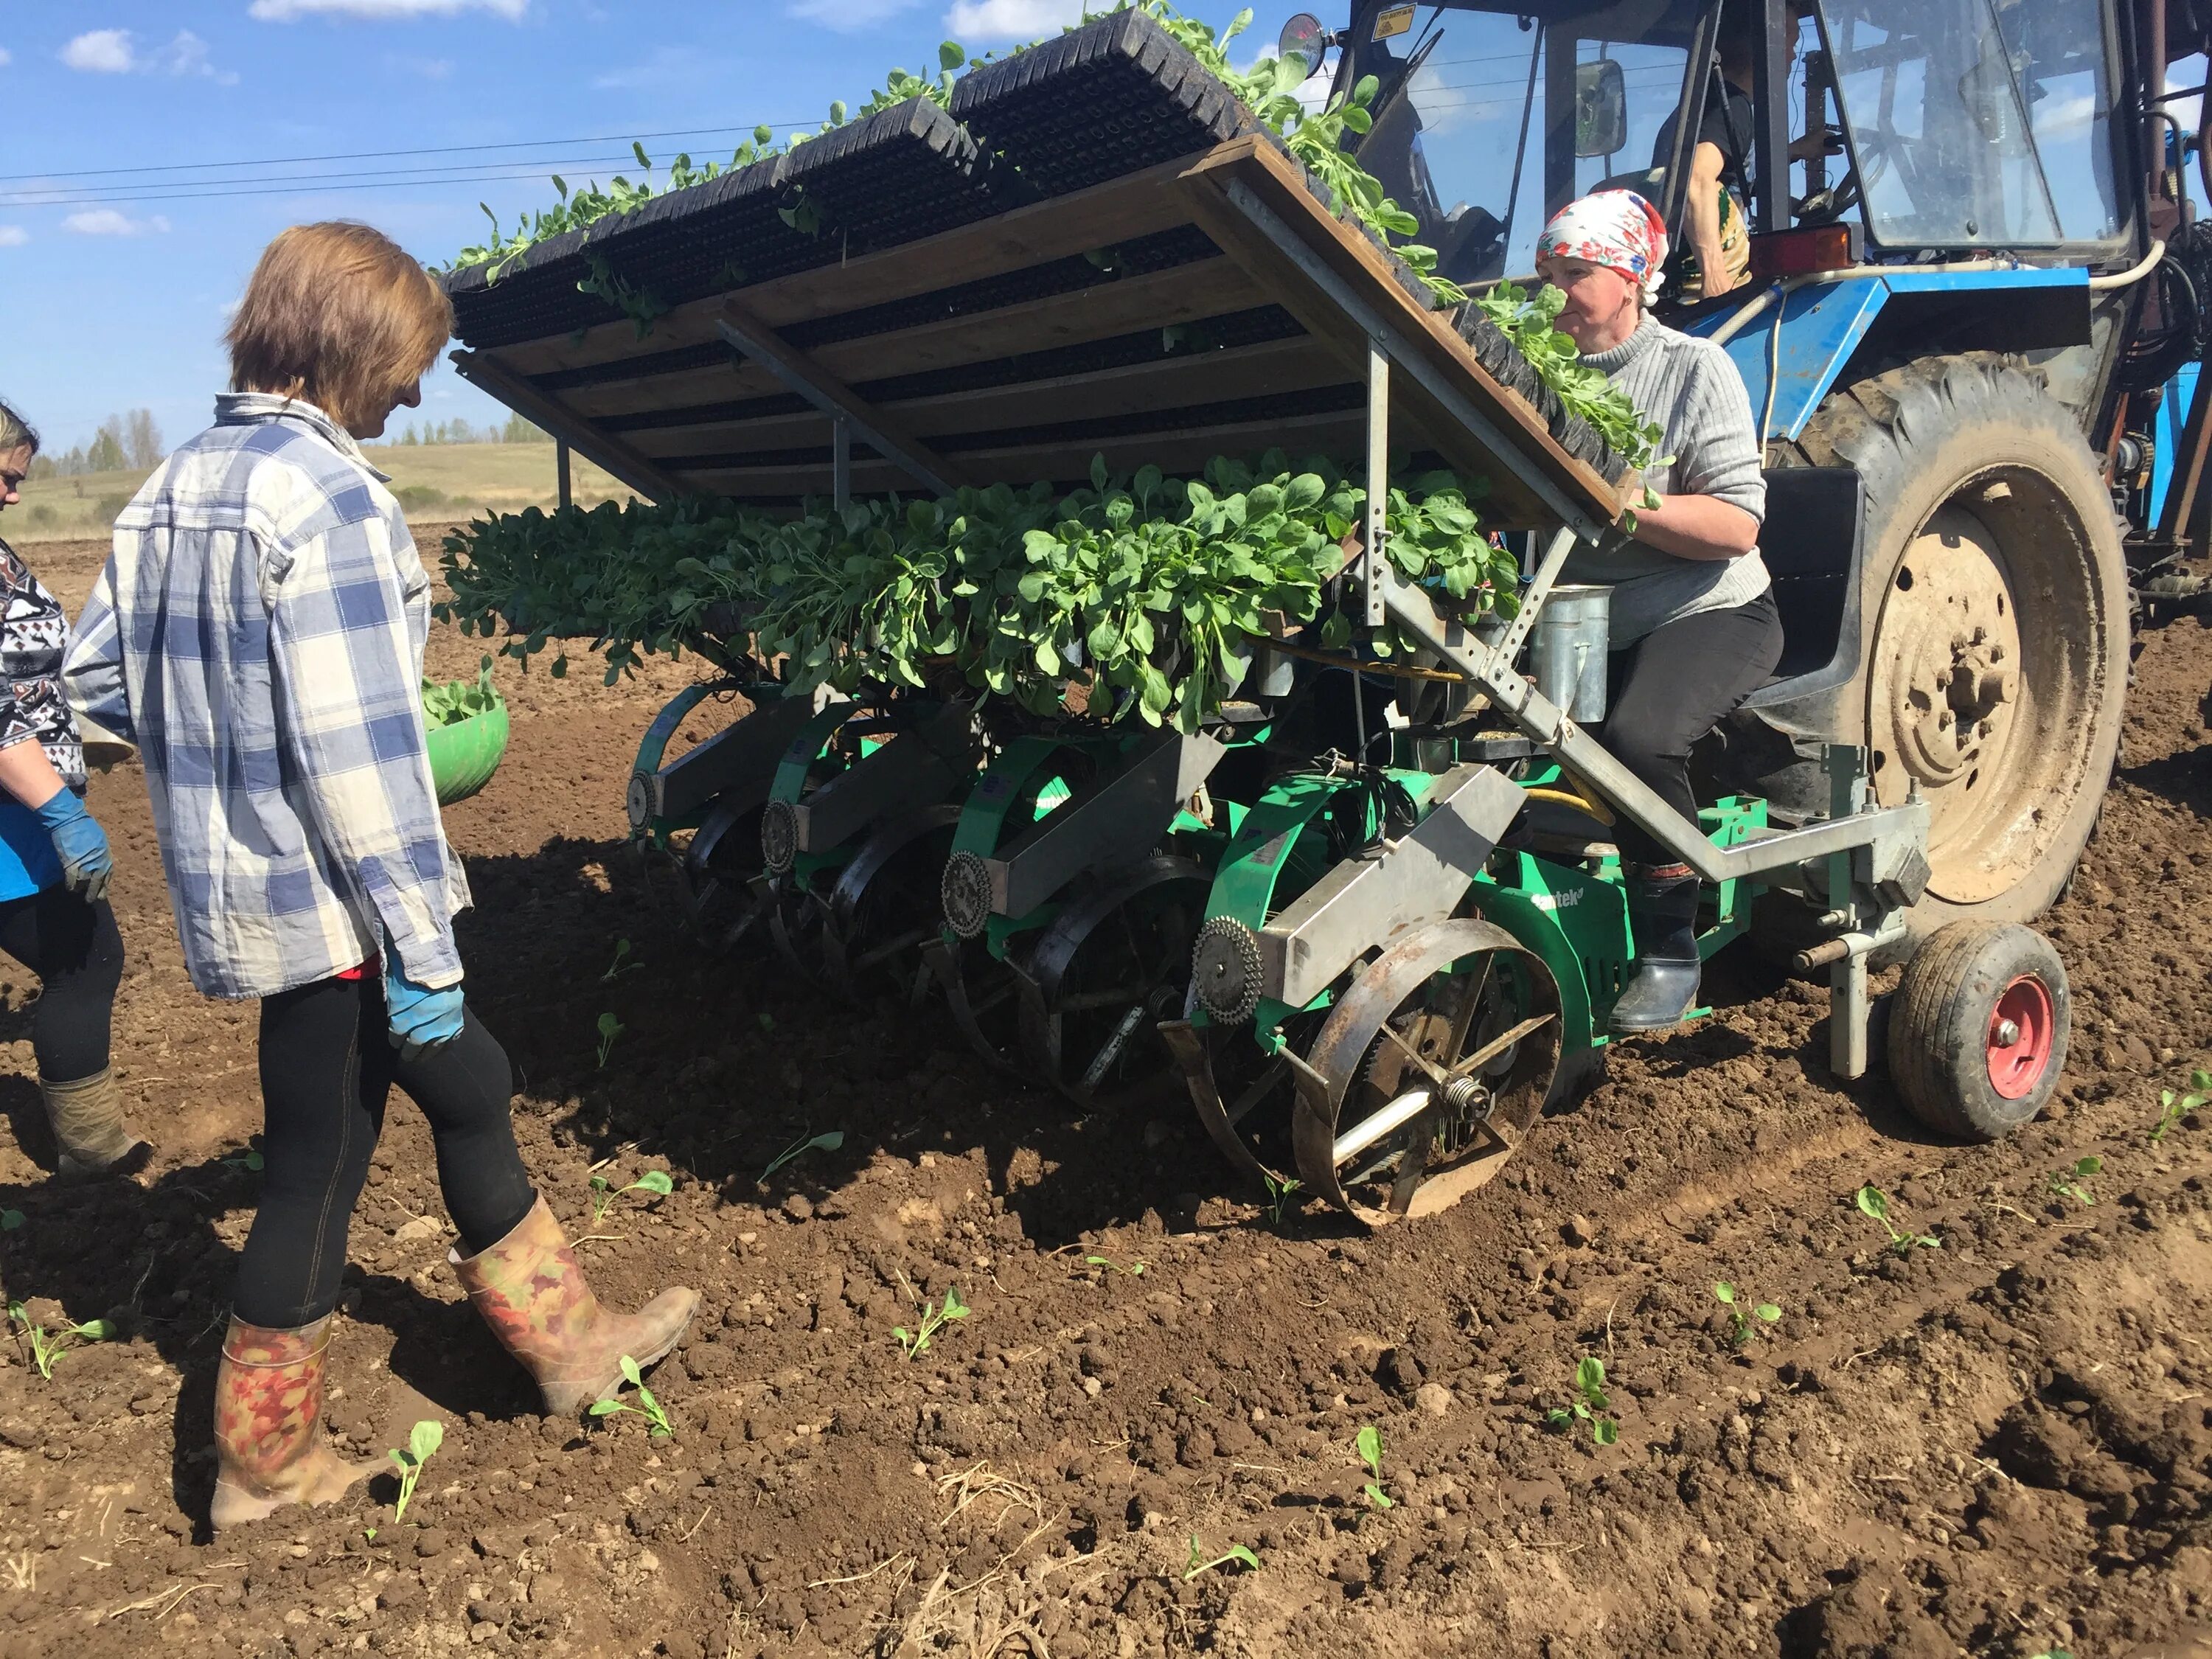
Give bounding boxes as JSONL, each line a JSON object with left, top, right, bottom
{"left": 226, "top": 222, "right": 452, "bottom": 433}
{"left": 0, "top": 399, "right": 38, "bottom": 459}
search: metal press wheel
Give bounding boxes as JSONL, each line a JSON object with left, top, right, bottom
{"left": 1291, "top": 919, "right": 1562, "bottom": 1228}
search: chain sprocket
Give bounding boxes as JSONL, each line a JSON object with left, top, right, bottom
{"left": 1192, "top": 915, "right": 1264, "bottom": 1024}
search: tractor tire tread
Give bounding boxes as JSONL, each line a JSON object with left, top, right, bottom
{"left": 1886, "top": 919, "right": 2069, "bottom": 1141}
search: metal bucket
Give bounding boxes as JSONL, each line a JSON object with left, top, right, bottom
{"left": 1530, "top": 585, "right": 1612, "bottom": 722}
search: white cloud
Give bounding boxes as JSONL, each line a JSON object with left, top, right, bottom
{"left": 60, "top": 28, "right": 234, "bottom": 82}
{"left": 62, "top": 29, "right": 136, "bottom": 73}
{"left": 63, "top": 209, "right": 170, "bottom": 237}
{"left": 0, "top": 226, "right": 27, "bottom": 248}
{"left": 785, "top": 0, "right": 922, "bottom": 29}
{"left": 250, "top": 0, "right": 529, "bottom": 18}
{"left": 944, "top": 0, "right": 1083, "bottom": 36}
{"left": 0, "top": 48, "right": 13, "bottom": 69}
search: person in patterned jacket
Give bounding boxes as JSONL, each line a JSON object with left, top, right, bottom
{"left": 0, "top": 400, "right": 144, "bottom": 1180}
{"left": 61, "top": 224, "right": 696, "bottom": 1532}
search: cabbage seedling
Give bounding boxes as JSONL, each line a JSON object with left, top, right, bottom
{"left": 2152, "top": 1069, "right": 2209, "bottom": 1142}
{"left": 894, "top": 1286, "right": 970, "bottom": 1360}
{"left": 1262, "top": 1172, "right": 1301, "bottom": 1225}
{"left": 759, "top": 1130, "right": 844, "bottom": 1186}
{"left": 1545, "top": 1356, "right": 1619, "bottom": 1446}
{"left": 1713, "top": 1282, "right": 1782, "bottom": 1346}
{"left": 0, "top": 1208, "right": 23, "bottom": 1232}
{"left": 1084, "top": 1254, "right": 1146, "bottom": 1278}
{"left": 601, "top": 939, "right": 641, "bottom": 981}
{"left": 1855, "top": 1185, "right": 1940, "bottom": 1256}
{"left": 588, "top": 1355, "right": 673, "bottom": 1438}
{"left": 2047, "top": 1156, "right": 2101, "bottom": 1207}
{"left": 595, "top": 1011, "right": 625, "bottom": 1069}
{"left": 1183, "top": 1535, "right": 1259, "bottom": 1580}
{"left": 389, "top": 1420, "right": 443, "bottom": 1523}
{"left": 1355, "top": 1425, "right": 1393, "bottom": 1509}
{"left": 589, "top": 1169, "right": 673, "bottom": 1224}
{"left": 7, "top": 1301, "right": 113, "bottom": 1380}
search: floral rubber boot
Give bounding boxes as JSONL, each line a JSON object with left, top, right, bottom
{"left": 211, "top": 1314, "right": 377, "bottom": 1531}
{"left": 451, "top": 1197, "right": 698, "bottom": 1414}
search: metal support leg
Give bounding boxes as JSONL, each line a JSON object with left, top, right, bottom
{"left": 1824, "top": 745, "right": 1869, "bottom": 1077}
{"left": 832, "top": 415, "right": 852, "bottom": 512}
{"left": 1832, "top": 950, "right": 1871, "bottom": 1079}
{"left": 1365, "top": 341, "right": 1388, "bottom": 627}
{"left": 555, "top": 439, "right": 572, "bottom": 509}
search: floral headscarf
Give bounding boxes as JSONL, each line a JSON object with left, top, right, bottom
{"left": 1535, "top": 190, "right": 1671, "bottom": 306}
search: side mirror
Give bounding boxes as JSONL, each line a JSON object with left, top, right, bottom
{"left": 1575, "top": 59, "right": 1627, "bottom": 159}
{"left": 1278, "top": 12, "right": 1329, "bottom": 77}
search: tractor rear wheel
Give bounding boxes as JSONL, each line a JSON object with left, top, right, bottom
{"left": 1761, "top": 355, "right": 2127, "bottom": 942}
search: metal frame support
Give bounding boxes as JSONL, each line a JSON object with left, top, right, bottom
{"left": 1365, "top": 342, "right": 1389, "bottom": 627}
{"left": 555, "top": 439, "right": 572, "bottom": 510}
{"left": 1751, "top": 0, "right": 1792, "bottom": 236}
{"left": 451, "top": 348, "right": 688, "bottom": 504}
{"left": 832, "top": 415, "right": 853, "bottom": 512}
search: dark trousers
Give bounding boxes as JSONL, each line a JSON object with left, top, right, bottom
{"left": 0, "top": 888, "right": 124, "bottom": 1083}
{"left": 232, "top": 973, "right": 536, "bottom": 1330}
{"left": 1596, "top": 591, "right": 1784, "bottom": 869}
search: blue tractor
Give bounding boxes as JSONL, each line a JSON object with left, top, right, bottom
{"left": 1295, "top": 0, "right": 2208, "bottom": 950}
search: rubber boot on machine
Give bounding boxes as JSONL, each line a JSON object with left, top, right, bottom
{"left": 41, "top": 1067, "right": 150, "bottom": 1179}
{"left": 211, "top": 1315, "right": 378, "bottom": 1531}
{"left": 1610, "top": 866, "right": 1704, "bottom": 1034}
{"left": 451, "top": 1197, "right": 699, "bottom": 1413}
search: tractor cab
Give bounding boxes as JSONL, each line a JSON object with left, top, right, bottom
{"left": 1298, "top": 0, "right": 2140, "bottom": 302}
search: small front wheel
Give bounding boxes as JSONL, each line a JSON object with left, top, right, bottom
{"left": 1887, "top": 921, "right": 2070, "bottom": 1140}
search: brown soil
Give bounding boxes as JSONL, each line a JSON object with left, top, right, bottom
{"left": 1, "top": 529, "right": 2209, "bottom": 1659}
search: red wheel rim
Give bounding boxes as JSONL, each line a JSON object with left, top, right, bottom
{"left": 1986, "top": 975, "right": 2056, "bottom": 1100}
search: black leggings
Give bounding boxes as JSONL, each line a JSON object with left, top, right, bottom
{"left": 233, "top": 973, "right": 537, "bottom": 1330}
{"left": 1596, "top": 591, "right": 1784, "bottom": 869}
{"left": 0, "top": 888, "right": 125, "bottom": 1083}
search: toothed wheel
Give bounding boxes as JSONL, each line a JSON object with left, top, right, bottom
{"left": 759, "top": 798, "right": 799, "bottom": 874}
{"left": 1192, "top": 916, "right": 1264, "bottom": 1025}
{"left": 941, "top": 849, "right": 995, "bottom": 940}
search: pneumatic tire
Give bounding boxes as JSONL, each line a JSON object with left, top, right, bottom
{"left": 1886, "top": 920, "right": 2070, "bottom": 1140}
{"left": 1759, "top": 355, "right": 2128, "bottom": 945}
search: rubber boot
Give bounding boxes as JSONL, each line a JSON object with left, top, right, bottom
{"left": 210, "top": 1314, "right": 378, "bottom": 1531}
{"left": 1610, "top": 867, "right": 1705, "bottom": 1034}
{"left": 451, "top": 1197, "right": 698, "bottom": 1415}
{"left": 41, "top": 1067, "right": 150, "bottom": 1179}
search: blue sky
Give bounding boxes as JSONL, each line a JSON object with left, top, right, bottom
{"left": 0, "top": 0, "right": 1312, "bottom": 456}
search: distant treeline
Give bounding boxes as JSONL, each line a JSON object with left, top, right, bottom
{"left": 386, "top": 413, "right": 546, "bottom": 447}
{"left": 28, "top": 409, "right": 164, "bottom": 478}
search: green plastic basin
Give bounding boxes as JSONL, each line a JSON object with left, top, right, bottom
{"left": 426, "top": 701, "right": 510, "bottom": 806}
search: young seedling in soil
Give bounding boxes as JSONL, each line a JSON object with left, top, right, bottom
{"left": 222, "top": 1147, "right": 264, "bottom": 1172}
{"left": 1545, "top": 1356, "right": 1620, "bottom": 1446}
{"left": 894, "top": 1286, "right": 970, "bottom": 1360}
{"left": 7, "top": 1301, "right": 114, "bottom": 1380}
{"left": 2046, "top": 1156, "right": 2102, "bottom": 1207}
{"left": 1713, "top": 1282, "right": 1782, "bottom": 1346}
{"left": 1084, "top": 1254, "right": 1146, "bottom": 1278}
{"left": 1355, "top": 1425, "right": 1394, "bottom": 1509}
{"left": 759, "top": 1129, "right": 844, "bottom": 1186}
{"left": 389, "top": 1419, "right": 443, "bottom": 1525}
{"left": 1856, "top": 1185, "right": 1941, "bottom": 1256}
{"left": 588, "top": 1169, "right": 673, "bottom": 1225}
{"left": 601, "top": 939, "right": 641, "bottom": 981}
{"left": 588, "top": 1355, "right": 673, "bottom": 1438}
{"left": 0, "top": 1208, "right": 22, "bottom": 1232}
{"left": 1262, "top": 1172, "right": 1302, "bottom": 1225}
{"left": 1183, "top": 1536, "right": 1259, "bottom": 1581}
{"left": 2152, "top": 1068, "right": 2209, "bottom": 1142}
{"left": 594, "top": 1011, "right": 625, "bottom": 1069}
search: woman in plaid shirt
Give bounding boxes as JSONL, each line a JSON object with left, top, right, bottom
{"left": 64, "top": 223, "right": 698, "bottom": 1531}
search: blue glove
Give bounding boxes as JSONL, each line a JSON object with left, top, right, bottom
{"left": 383, "top": 949, "right": 465, "bottom": 1061}
{"left": 32, "top": 788, "right": 113, "bottom": 904}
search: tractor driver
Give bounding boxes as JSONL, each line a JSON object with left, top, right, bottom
{"left": 1533, "top": 189, "right": 1781, "bottom": 1032}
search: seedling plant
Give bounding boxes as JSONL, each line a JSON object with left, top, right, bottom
{"left": 2047, "top": 1156, "right": 2101, "bottom": 1208}
{"left": 7, "top": 1301, "right": 114, "bottom": 1380}
{"left": 894, "top": 1286, "right": 970, "bottom": 1360}
{"left": 421, "top": 655, "right": 501, "bottom": 728}
{"left": 595, "top": 1011, "right": 624, "bottom": 1069}
{"left": 1355, "top": 1425, "right": 1394, "bottom": 1509}
{"left": 601, "top": 939, "right": 640, "bottom": 981}
{"left": 759, "top": 1129, "right": 844, "bottom": 1186}
{"left": 1084, "top": 1254, "right": 1146, "bottom": 1279}
{"left": 1183, "top": 1536, "right": 1259, "bottom": 1581}
{"left": 588, "top": 1355, "right": 674, "bottom": 1438}
{"left": 1856, "top": 1185, "right": 1941, "bottom": 1256}
{"left": 1262, "top": 1172, "right": 1302, "bottom": 1225}
{"left": 1713, "top": 1282, "right": 1782, "bottom": 1346}
{"left": 2152, "top": 1068, "right": 2209, "bottom": 1141}
{"left": 223, "top": 1147, "right": 265, "bottom": 1172}
{"left": 1, "top": 1208, "right": 24, "bottom": 1233}
{"left": 1545, "top": 1356, "right": 1619, "bottom": 1446}
{"left": 589, "top": 1168, "right": 673, "bottom": 1224}
{"left": 389, "top": 1419, "right": 443, "bottom": 1524}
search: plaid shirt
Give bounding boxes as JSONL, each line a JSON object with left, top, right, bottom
{"left": 63, "top": 394, "right": 468, "bottom": 1000}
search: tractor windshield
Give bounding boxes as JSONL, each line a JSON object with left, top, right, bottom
{"left": 1815, "top": 0, "right": 2121, "bottom": 247}
{"left": 1354, "top": 0, "right": 1697, "bottom": 282}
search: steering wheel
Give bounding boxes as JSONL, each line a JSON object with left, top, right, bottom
{"left": 1797, "top": 127, "right": 1890, "bottom": 225}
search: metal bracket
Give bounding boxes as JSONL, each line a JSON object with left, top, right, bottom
{"left": 1255, "top": 764, "right": 1528, "bottom": 1009}
{"left": 716, "top": 302, "right": 964, "bottom": 498}
{"left": 1365, "top": 340, "right": 1389, "bottom": 627}
{"left": 636, "top": 692, "right": 823, "bottom": 827}
{"left": 793, "top": 700, "right": 980, "bottom": 855}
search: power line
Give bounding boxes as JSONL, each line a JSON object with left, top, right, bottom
{"left": 0, "top": 153, "right": 708, "bottom": 209}
{"left": 0, "top": 170, "right": 712, "bottom": 211}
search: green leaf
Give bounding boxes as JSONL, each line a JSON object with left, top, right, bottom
{"left": 620, "top": 1354, "right": 644, "bottom": 1387}
{"left": 1855, "top": 1185, "right": 1889, "bottom": 1221}
{"left": 1713, "top": 1282, "right": 1736, "bottom": 1305}
{"left": 633, "top": 1170, "right": 674, "bottom": 1195}
{"left": 588, "top": 1400, "right": 620, "bottom": 1417}
{"left": 1592, "top": 1419, "right": 1620, "bottom": 1447}
{"left": 1355, "top": 1424, "right": 1383, "bottom": 1477}
{"left": 1756, "top": 1305, "right": 1782, "bottom": 1324}
{"left": 409, "top": 1419, "right": 445, "bottom": 1461}
{"left": 1224, "top": 1544, "right": 1259, "bottom": 1571}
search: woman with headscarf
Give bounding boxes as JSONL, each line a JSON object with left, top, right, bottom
{"left": 1532, "top": 189, "right": 1781, "bottom": 1032}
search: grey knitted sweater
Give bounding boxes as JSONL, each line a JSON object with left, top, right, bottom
{"left": 1563, "top": 315, "right": 1770, "bottom": 645}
